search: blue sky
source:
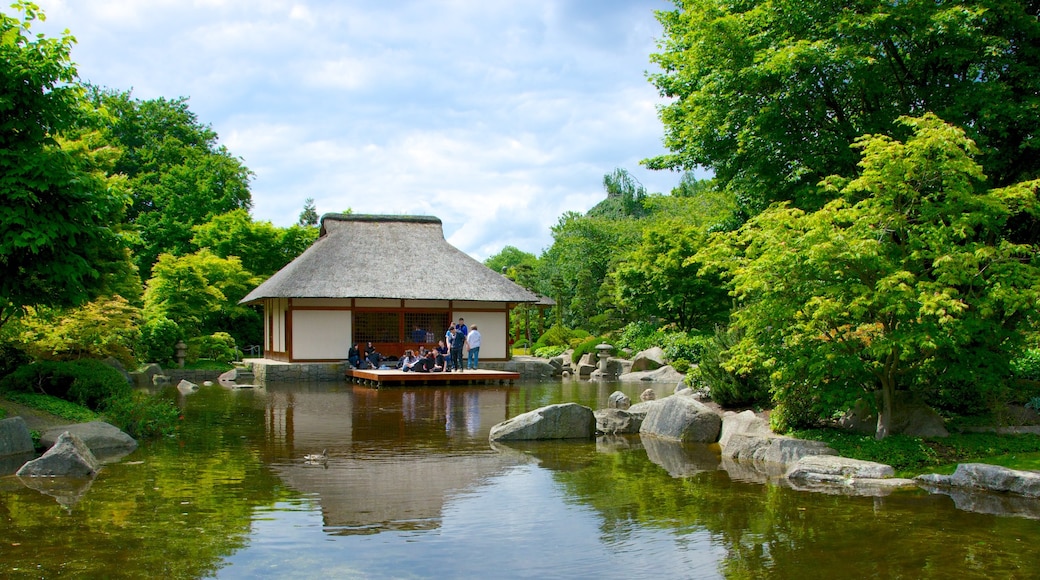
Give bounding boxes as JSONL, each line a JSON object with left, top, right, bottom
{"left": 32, "top": 0, "right": 692, "bottom": 260}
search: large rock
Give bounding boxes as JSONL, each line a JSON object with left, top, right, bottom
{"left": 590, "top": 358, "right": 627, "bottom": 379}
{"left": 177, "top": 379, "right": 199, "bottom": 394}
{"left": 916, "top": 463, "right": 1040, "bottom": 498}
{"left": 489, "top": 403, "right": 595, "bottom": 441}
{"left": 17, "top": 431, "right": 100, "bottom": 478}
{"left": 130, "top": 363, "right": 164, "bottom": 388}
{"left": 838, "top": 392, "right": 949, "bottom": 438}
{"left": 639, "top": 395, "right": 722, "bottom": 443}
{"left": 722, "top": 433, "right": 835, "bottom": 466}
{"left": 619, "top": 365, "right": 687, "bottom": 383}
{"left": 41, "top": 421, "right": 137, "bottom": 461}
{"left": 102, "top": 357, "right": 132, "bottom": 384}
{"left": 607, "top": 391, "right": 631, "bottom": 410}
{"left": 787, "top": 455, "right": 896, "bottom": 481}
{"left": 0, "top": 416, "right": 34, "bottom": 457}
{"left": 594, "top": 408, "right": 642, "bottom": 434}
{"left": 631, "top": 347, "right": 666, "bottom": 372}
{"left": 718, "top": 410, "right": 772, "bottom": 449}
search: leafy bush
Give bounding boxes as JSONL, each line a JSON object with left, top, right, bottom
{"left": 1, "top": 391, "right": 98, "bottom": 423}
{"left": 0, "top": 342, "right": 30, "bottom": 377}
{"left": 534, "top": 345, "right": 567, "bottom": 359}
{"left": 571, "top": 337, "right": 611, "bottom": 364}
{"left": 0, "top": 359, "right": 132, "bottom": 412}
{"left": 188, "top": 332, "right": 240, "bottom": 364}
{"left": 1011, "top": 349, "right": 1040, "bottom": 381}
{"left": 694, "top": 325, "right": 771, "bottom": 408}
{"left": 16, "top": 296, "right": 142, "bottom": 369}
{"left": 614, "top": 321, "right": 659, "bottom": 353}
{"left": 532, "top": 325, "right": 584, "bottom": 352}
{"left": 661, "top": 332, "right": 709, "bottom": 364}
{"left": 139, "top": 316, "right": 181, "bottom": 365}
{"left": 1027, "top": 397, "right": 1040, "bottom": 412}
{"left": 671, "top": 359, "right": 691, "bottom": 374}
{"left": 102, "top": 391, "right": 180, "bottom": 439}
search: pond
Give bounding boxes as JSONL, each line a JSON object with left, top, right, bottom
{"left": 1, "top": 379, "right": 1037, "bottom": 579}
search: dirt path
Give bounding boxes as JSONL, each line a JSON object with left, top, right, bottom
{"left": 0, "top": 397, "right": 70, "bottom": 432}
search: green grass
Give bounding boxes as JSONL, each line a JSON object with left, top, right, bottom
{"left": 2, "top": 391, "right": 97, "bottom": 423}
{"left": 792, "top": 428, "right": 1040, "bottom": 477}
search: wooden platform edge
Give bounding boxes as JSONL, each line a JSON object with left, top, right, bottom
{"left": 345, "top": 369, "right": 520, "bottom": 387}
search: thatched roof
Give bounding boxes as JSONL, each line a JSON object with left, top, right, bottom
{"left": 240, "top": 214, "right": 539, "bottom": 304}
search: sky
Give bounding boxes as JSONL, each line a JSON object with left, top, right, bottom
{"left": 30, "top": 0, "right": 694, "bottom": 260}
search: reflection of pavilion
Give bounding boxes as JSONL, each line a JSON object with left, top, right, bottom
{"left": 263, "top": 384, "right": 524, "bottom": 534}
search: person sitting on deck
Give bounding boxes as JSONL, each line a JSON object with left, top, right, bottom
{"left": 400, "top": 349, "right": 419, "bottom": 371}
{"left": 366, "top": 343, "right": 381, "bottom": 368}
{"left": 411, "top": 352, "right": 435, "bottom": 373}
{"left": 348, "top": 344, "right": 362, "bottom": 368}
{"left": 433, "top": 350, "right": 447, "bottom": 372}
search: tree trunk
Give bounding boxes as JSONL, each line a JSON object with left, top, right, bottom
{"left": 875, "top": 379, "right": 895, "bottom": 440}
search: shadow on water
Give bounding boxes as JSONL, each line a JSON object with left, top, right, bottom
{"left": 1, "top": 379, "right": 1038, "bottom": 578}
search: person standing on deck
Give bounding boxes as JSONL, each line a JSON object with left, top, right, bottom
{"left": 466, "top": 325, "right": 481, "bottom": 369}
{"left": 449, "top": 324, "right": 465, "bottom": 372}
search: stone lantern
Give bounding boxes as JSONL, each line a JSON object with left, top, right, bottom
{"left": 175, "top": 340, "right": 187, "bottom": 368}
{"left": 596, "top": 343, "right": 613, "bottom": 373}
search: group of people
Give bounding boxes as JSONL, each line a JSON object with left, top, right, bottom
{"left": 347, "top": 317, "right": 482, "bottom": 372}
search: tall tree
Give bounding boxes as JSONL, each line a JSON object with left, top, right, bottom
{"left": 298, "top": 197, "right": 319, "bottom": 227}
{"left": 710, "top": 115, "right": 1040, "bottom": 438}
{"left": 89, "top": 89, "right": 253, "bottom": 275}
{"left": 191, "top": 209, "right": 317, "bottom": 278}
{"left": 0, "top": 3, "right": 128, "bottom": 330}
{"left": 646, "top": 0, "right": 1040, "bottom": 215}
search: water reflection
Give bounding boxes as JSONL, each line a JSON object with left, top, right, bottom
{"left": 1, "top": 380, "right": 1038, "bottom": 579}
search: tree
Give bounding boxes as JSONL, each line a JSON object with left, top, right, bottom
{"left": 646, "top": 0, "right": 1040, "bottom": 215}
{"left": 298, "top": 197, "right": 319, "bottom": 227}
{"left": 711, "top": 115, "right": 1040, "bottom": 438}
{"left": 612, "top": 219, "right": 729, "bottom": 332}
{"left": 0, "top": 4, "right": 128, "bottom": 331}
{"left": 89, "top": 89, "right": 253, "bottom": 275}
{"left": 191, "top": 209, "right": 318, "bottom": 277}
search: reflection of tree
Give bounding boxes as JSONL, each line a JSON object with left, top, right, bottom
{"left": 0, "top": 385, "right": 290, "bottom": 578}
{"left": 546, "top": 442, "right": 1039, "bottom": 577}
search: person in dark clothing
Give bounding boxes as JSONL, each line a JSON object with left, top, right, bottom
{"left": 412, "top": 352, "right": 434, "bottom": 373}
{"left": 348, "top": 344, "right": 361, "bottom": 368}
{"left": 449, "top": 325, "right": 465, "bottom": 372}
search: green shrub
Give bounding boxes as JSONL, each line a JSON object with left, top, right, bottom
{"left": 139, "top": 316, "right": 181, "bottom": 366}
{"left": 0, "top": 342, "right": 30, "bottom": 378}
{"left": 571, "top": 337, "right": 611, "bottom": 364}
{"left": 672, "top": 359, "right": 691, "bottom": 374}
{"left": 102, "top": 391, "right": 180, "bottom": 439}
{"left": 188, "top": 332, "right": 239, "bottom": 364}
{"left": 0, "top": 359, "right": 132, "bottom": 412}
{"left": 695, "top": 325, "right": 771, "bottom": 408}
{"left": 532, "top": 324, "right": 583, "bottom": 352}
{"left": 2, "top": 391, "right": 98, "bottom": 423}
{"left": 534, "top": 345, "right": 567, "bottom": 359}
{"left": 1027, "top": 397, "right": 1040, "bottom": 412}
{"left": 614, "top": 321, "right": 659, "bottom": 353}
{"left": 1012, "top": 349, "right": 1040, "bottom": 381}
{"left": 661, "top": 332, "right": 709, "bottom": 364}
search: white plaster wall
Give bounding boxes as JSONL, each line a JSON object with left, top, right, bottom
{"left": 292, "top": 310, "right": 352, "bottom": 360}
{"left": 453, "top": 311, "right": 508, "bottom": 359}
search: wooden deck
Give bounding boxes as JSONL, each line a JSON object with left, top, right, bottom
{"left": 345, "top": 368, "right": 520, "bottom": 387}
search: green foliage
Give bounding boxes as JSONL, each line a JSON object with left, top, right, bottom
{"left": 1, "top": 391, "right": 98, "bottom": 423}
{"left": 571, "top": 337, "right": 611, "bottom": 364}
{"left": 191, "top": 209, "right": 317, "bottom": 278}
{"left": 794, "top": 429, "right": 1040, "bottom": 475}
{"left": 101, "top": 391, "right": 179, "bottom": 438}
{"left": 15, "top": 295, "right": 142, "bottom": 368}
{"left": 660, "top": 332, "right": 708, "bottom": 364}
{"left": 671, "top": 359, "right": 691, "bottom": 374}
{"left": 0, "top": 359, "right": 131, "bottom": 412}
{"left": 532, "top": 324, "right": 581, "bottom": 351}
{"left": 614, "top": 320, "right": 660, "bottom": 353}
{"left": 1026, "top": 397, "right": 1040, "bottom": 412}
{"left": 534, "top": 345, "right": 567, "bottom": 359}
{"left": 1011, "top": 350, "right": 1040, "bottom": 382}
{"left": 0, "top": 341, "right": 30, "bottom": 377}
{"left": 694, "top": 325, "right": 770, "bottom": 408}
{"left": 709, "top": 115, "right": 1040, "bottom": 438}
{"left": 646, "top": 0, "right": 1040, "bottom": 216}
{"left": 1, "top": 4, "right": 130, "bottom": 331}
{"left": 298, "top": 197, "right": 318, "bottom": 227}
{"left": 586, "top": 168, "right": 647, "bottom": 219}
{"left": 139, "top": 316, "right": 181, "bottom": 365}
{"left": 187, "top": 332, "right": 239, "bottom": 364}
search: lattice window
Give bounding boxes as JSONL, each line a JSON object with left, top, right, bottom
{"left": 354, "top": 311, "right": 400, "bottom": 344}
{"left": 404, "top": 312, "right": 449, "bottom": 344}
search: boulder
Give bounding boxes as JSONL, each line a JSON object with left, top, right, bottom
{"left": 218, "top": 368, "right": 237, "bottom": 384}
{"left": 131, "top": 363, "right": 164, "bottom": 388}
{"left": 631, "top": 347, "right": 666, "bottom": 372}
{"left": 718, "top": 410, "right": 772, "bottom": 450}
{"left": 620, "top": 365, "right": 687, "bottom": 384}
{"left": 40, "top": 421, "right": 137, "bottom": 460}
{"left": 639, "top": 395, "right": 722, "bottom": 443}
{"left": 594, "top": 408, "right": 642, "bottom": 434}
{"left": 838, "top": 392, "right": 949, "bottom": 438}
{"left": 102, "top": 357, "right": 132, "bottom": 384}
{"left": 177, "top": 379, "right": 199, "bottom": 394}
{"left": 489, "top": 403, "right": 595, "bottom": 441}
{"left": 723, "top": 433, "right": 835, "bottom": 466}
{"left": 916, "top": 463, "right": 1040, "bottom": 498}
{"left": 0, "top": 416, "right": 34, "bottom": 457}
{"left": 786, "top": 455, "right": 896, "bottom": 482}
{"left": 590, "top": 358, "right": 626, "bottom": 379}
{"left": 607, "top": 391, "right": 631, "bottom": 410}
{"left": 640, "top": 388, "right": 656, "bottom": 402}
{"left": 17, "top": 431, "right": 100, "bottom": 478}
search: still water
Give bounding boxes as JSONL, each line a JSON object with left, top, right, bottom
{"left": 1, "top": 380, "right": 1037, "bottom": 579}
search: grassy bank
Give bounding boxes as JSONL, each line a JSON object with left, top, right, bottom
{"left": 793, "top": 428, "right": 1040, "bottom": 477}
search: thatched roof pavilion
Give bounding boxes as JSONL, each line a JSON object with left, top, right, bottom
{"left": 241, "top": 214, "right": 539, "bottom": 363}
